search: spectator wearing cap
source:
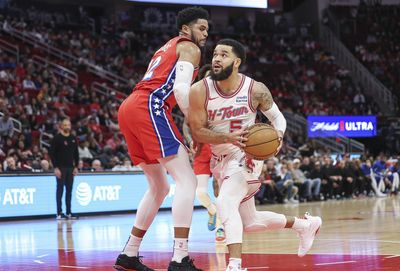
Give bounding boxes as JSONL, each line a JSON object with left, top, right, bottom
{"left": 291, "top": 158, "right": 321, "bottom": 201}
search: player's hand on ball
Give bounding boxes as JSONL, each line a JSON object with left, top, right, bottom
{"left": 225, "top": 129, "right": 248, "bottom": 148}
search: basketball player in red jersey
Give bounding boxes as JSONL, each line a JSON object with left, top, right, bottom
{"left": 114, "top": 7, "right": 209, "bottom": 271}
{"left": 188, "top": 39, "right": 322, "bottom": 271}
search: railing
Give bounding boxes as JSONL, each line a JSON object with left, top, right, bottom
{"left": 284, "top": 112, "right": 364, "bottom": 154}
{"left": 0, "top": 111, "right": 22, "bottom": 134}
{"left": 2, "top": 24, "right": 129, "bottom": 87}
{"left": 32, "top": 55, "right": 78, "bottom": 84}
{"left": 87, "top": 64, "right": 129, "bottom": 87}
{"left": 319, "top": 23, "right": 398, "bottom": 115}
{"left": 91, "top": 82, "right": 127, "bottom": 102}
{"left": 0, "top": 39, "right": 19, "bottom": 63}
{"left": 39, "top": 132, "right": 53, "bottom": 149}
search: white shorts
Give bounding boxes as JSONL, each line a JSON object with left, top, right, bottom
{"left": 211, "top": 149, "right": 263, "bottom": 203}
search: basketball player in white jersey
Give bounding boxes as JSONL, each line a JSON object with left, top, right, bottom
{"left": 188, "top": 39, "right": 322, "bottom": 271}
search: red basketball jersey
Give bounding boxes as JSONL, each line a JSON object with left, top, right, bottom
{"left": 133, "top": 36, "right": 199, "bottom": 109}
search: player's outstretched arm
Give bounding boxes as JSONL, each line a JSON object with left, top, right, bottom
{"left": 188, "top": 81, "right": 246, "bottom": 147}
{"left": 173, "top": 41, "right": 201, "bottom": 117}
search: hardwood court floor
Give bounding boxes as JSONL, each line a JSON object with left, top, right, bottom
{"left": 0, "top": 197, "right": 399, "bottom": 270}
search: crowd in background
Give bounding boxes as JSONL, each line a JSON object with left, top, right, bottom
{"left": 0, "top": 2, "right": 399, "bottom": 204}
{"left": 329, "top": 2, "right": 400, "bottom": 102}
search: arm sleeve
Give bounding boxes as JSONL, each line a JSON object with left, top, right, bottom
{"left": 261, "top": 102, "right": 286, "bottom": 135}
{"left": 173, "top": 61, "right": 194, "bottom": 117}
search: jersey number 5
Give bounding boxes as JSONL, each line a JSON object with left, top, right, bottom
{"left": 230, "top": 120, "right": 243, "bottom": 133}
{"left": 143, "top": 56, "right": 162, "bottom": 80}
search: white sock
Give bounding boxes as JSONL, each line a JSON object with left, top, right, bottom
{"left": 172, "top": 238, "right": 188, "bottom": 263}
{"left": 122, "top": 234, "right": 142, "bottom": 257}
{"left": 292, "top": 217, "right": 310, "bottom": 231}
{"left": 228, "top": 258, "right": 242, "bottom": 269}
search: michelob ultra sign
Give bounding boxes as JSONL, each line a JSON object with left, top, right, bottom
{"left": 307, "top": 115, "right": 377, "bottom": 138}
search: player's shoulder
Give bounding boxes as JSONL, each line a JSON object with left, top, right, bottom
{"left": 191, "top": 77, "right": 208, "bottom": 92}
{"left": 176, "top": 39, "right": 201, "bottom": 54}
{"left": 251, "top": 80, "right": 269, "bottom": 93}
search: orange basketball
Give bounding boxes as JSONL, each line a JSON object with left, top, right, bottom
{"left": 244, "top": 123, "right": 280, "bottom": 160}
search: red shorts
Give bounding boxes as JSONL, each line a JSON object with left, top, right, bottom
{"left": 118, "top": 92, "right": 183, "bottom": 165}
{"left": 193, "top": 144, "right": 212, "bottom": 175}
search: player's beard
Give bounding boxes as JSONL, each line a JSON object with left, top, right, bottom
{"left": 210, "top": 62, "right": 234, "bottom": 81}
{"left": 191, "top": 32, "right": 203, "bottom": 48}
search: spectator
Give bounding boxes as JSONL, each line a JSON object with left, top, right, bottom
{"left": 0, "top": 110, "right": 14, "bottom": 138}
{"left": 49, "top": 118, "right": 79, "bottom": 220}
{"left": 91, "top": 159, "right": 103, "bottom": 171}
{"left": 291, "top": 159, "right": 321, "bottom": 201}
{"left": 78, "top": 140, "right": 93, "bottom": 161}
{"left": 40, "top": 159, "right": 51, "bottom": 172}
{"left": 4, "top": 156, "right": 19, "bottom": 172}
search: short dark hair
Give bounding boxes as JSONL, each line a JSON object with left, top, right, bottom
{"left": 177, "top": 6, "right": 209, "bottom": 30}
{"left": 216, "top": 39, "right": 246, "bottom": 65}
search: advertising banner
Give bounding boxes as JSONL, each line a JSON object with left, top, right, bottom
{"left": 307, "top": 115, "right": 377, "bottom": 138}
{"left": 0, "top": 173, "right": 213, "bottom": 218}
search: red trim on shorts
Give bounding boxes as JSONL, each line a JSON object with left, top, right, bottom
{"left": 248, "top": 79, "right": 256, "bottom": 112}
{"left": 241, "top": 179, "right": 261, "bottom": 203}
{"left": 213, "top": 74, "right": 245, "bottom": 99}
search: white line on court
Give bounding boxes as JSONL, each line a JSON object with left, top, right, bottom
{"left": 315, "top": 261, "right": 357, "bottom": 266}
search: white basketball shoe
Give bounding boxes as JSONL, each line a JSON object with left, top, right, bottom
{"left": 297, "top": 213, "right": 322, "bottom": 257}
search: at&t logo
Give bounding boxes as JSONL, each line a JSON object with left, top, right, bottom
{"left": 76, "top": 182, "right": 92, "bottom": 206}
{"left": 76, "top": 182, "right": 122, "bottom": 206}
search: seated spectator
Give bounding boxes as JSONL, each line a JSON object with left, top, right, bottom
{"left": 40, "top": 159, "right": 51, "bottom": 172}
{"left": 290, "top": 158, "right": 321, "bottom": 201}
{"left": 4, "top": 156, "right": 20, "bottom": 172}
{"left": 78, "top": 140, "right": 93, "bottom": 161}
{"left": 112, "top": 157, "right": 138, "bottom": 171}
{"left": 256, "top": 160, "right": 284, "bottom": 204}
{"left": 277, "top": 162, "right": 299, "bottom": 204}
{"left": 91, "top": 159, "right": 103, "bottom": 171}
{"left": 322, "top": 156, "right": 344, "bottom": 199}
{"left": 22, "top": 75, "right": 37, "bottom": 90}
{"left": 0, "top": 110, "right": 14, "bottom": 138}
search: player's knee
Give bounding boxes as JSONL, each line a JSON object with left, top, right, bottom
{"left": 216, "top": 195, "right": 237, "bottom": 223}
{"left": 149, "top": 182, "right": 170, "bottom": 201}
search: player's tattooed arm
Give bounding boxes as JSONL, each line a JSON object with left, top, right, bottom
{"left": 251, "top": 81, "right": 274, "bottom": 112}
{"left": 188, "top": 81, "right": 247, "bottom": 147}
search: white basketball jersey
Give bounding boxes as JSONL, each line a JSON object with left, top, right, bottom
{"left": 204, "top": 74, "right": 257, "bottom": 155}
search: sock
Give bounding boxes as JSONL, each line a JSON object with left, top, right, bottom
{"left": 228, "top": 258, "right": 242, "bottom": 269}
{"left": 172, "top": 238, "right": 188, "bottom": 263}
{"left": 216, "top": 216, "right": 223, "bottom": 229}
{"left": 292, "top": 217, "right": 310, "bottom": 231}
{"left": 122, "top": 234, "right": 142, "bottom": 257}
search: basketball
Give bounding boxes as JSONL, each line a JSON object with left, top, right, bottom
{"left": 244, "top": 123, "right": 280, "bottom": 160}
